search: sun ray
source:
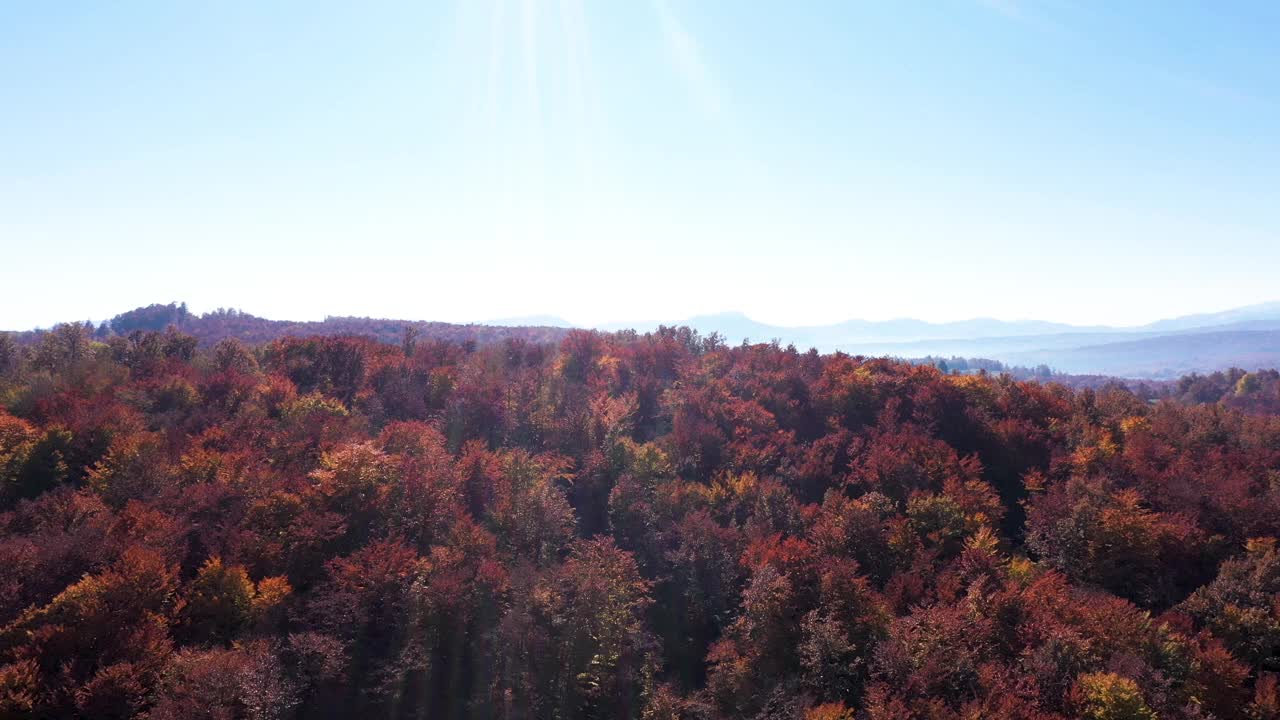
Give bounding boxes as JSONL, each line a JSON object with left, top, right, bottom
{"left": 484, "top": 0, "right": 512, "bottom": 241}
{"left": 648, "top": 0, "right": 769, "bottom": 193}
{"left": 651, "top": 0, "right": 721, "bottom": 118}
{"left": 557, "top": 0, "right": 593, "bottom": 186}
{"left": 485, "top": 0, "right": 507, "bottom": 135}
{"left": 519, "top": 0, "right": 545, "bottom": 240}
{"left": 520, "top": 0, "right": 542, "bottom": 137}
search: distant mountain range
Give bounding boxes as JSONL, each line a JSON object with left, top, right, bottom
{"left": 10, "top": 301, "right": 1280, "bottom": 380}
{"left": 485, "top": 302, "right": 1280, "bottom": 379}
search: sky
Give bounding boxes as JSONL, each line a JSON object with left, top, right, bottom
{"left": 2, "top": 0, "right": 1279, "bottom": 330}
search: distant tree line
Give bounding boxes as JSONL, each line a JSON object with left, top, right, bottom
{"left": 8, "top": 302, "right": 571, "bottom": 350}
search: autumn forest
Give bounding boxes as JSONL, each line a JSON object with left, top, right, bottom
{"left": 3, "top": 317, "right": 1280, "bottom": 720}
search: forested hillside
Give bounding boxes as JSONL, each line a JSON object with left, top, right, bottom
{"left": 2, "top": 322, "right": 1280, "bottom": 718}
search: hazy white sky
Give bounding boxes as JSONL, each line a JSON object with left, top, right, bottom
{"left": 3, "top": 1, "right": 1278, "bottom": 329}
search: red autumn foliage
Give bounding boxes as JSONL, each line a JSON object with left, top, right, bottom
{"left": 1, "top": 323, "right": 1279, "bottom": 717}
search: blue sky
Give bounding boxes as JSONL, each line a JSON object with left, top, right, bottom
{"left": 2, "top": 1, "right": 1278, "bottom": 329}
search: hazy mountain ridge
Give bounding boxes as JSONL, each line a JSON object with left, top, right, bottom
{"left": 585, "top": 311, "right": 1111, "bottom": 346}
{"left": 1004, "top": 329, "right": 1280, "bottom": 379}
{"left": 541, "top": 302, "right": 1280, "bottom": 379}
